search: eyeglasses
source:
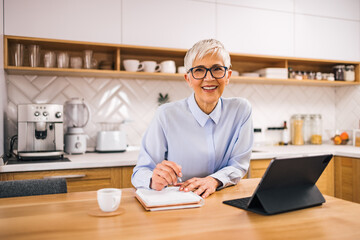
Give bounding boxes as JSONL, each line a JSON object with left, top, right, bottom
{"left": 188, "top": 66, "right": 228, "bottom": 80}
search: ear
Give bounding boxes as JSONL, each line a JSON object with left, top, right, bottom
{"left": 225, "top": 69, "right": 232, "bottom": 85}
{"left": 184, "top": 73, "right": 192, "bottom": 87}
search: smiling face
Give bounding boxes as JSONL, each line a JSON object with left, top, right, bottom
{"left": 185, "top": 53, "right": 232, "bottom": 114}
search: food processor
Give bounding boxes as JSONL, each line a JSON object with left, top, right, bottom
{"left": 64, "top": 98, "right": 91, "bottom": 154}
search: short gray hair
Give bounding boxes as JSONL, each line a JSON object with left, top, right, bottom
{"left": 184, "top": 39, "right": 231, "bottom": 72}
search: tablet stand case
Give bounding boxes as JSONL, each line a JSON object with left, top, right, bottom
{"left": 223, "top": 154, "right": 332, "bottom": 215}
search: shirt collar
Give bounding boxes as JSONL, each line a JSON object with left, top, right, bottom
{"left": 187, "top": 93, "right": 222, "bottom": 127}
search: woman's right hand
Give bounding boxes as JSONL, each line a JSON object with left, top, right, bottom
{"left": 150, "top": 160, "right": 182, "bottom": 191}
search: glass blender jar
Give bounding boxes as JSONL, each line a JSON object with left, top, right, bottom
{"left": 64, "top": 98, "right": 91, "bottom": 154}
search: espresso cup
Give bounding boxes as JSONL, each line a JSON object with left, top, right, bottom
{"left": 156, "top": 60, "right": 176, "bottom": 73}
{"left": 123, "top": 59, "right": 144, "bottom": 72}
{"left": 141, "top": 61, "right": 157, "bottom": 72}
{"left": 97, "top": 188, "right": 122, "bottom": 212}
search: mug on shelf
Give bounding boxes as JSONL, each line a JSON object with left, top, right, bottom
{"left": 156, "top": 60, "right": 176, "bottom": 73}
{"left": 141, "top": 61, "right": 157, "bottom": 73}
{"left": 177, "top": 66, "right": 186, "bottom": 74}
{"left": 123, "top": 59, "right": 144, "bottom": 72}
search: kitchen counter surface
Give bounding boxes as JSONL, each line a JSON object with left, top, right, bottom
{"left": 1, "top": 145, "right": 359, "bottom": 173}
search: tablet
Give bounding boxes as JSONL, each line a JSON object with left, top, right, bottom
{"left": 223, "top": 154, "right": 333, "bottom": 215}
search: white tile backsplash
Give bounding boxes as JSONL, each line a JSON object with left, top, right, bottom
{"left": 6, "top": 75, "right": 347, "bottom": 151}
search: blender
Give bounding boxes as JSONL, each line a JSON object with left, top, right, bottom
{"left": 64, "top": 98, "right": 91, "bottom": 154}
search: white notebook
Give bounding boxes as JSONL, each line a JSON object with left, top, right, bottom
{"left": 135, "top": 187, "right": 204, "bottom": 211}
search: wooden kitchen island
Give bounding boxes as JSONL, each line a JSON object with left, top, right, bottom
{"left": 1, "top": 178, "right": 360, "bottom": 240}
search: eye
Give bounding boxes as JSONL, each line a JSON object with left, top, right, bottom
{"left": 193, "top": 67, "right": 205, "bottom": 73}
{"left": 212, "top": 66, "right": 224, "bottom": 72}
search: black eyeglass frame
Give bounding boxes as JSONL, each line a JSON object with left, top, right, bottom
{"left": 187, "top": 66, "right": 228, "bottom": 80}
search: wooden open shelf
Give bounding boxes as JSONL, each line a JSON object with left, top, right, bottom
{"left": 4, "top": 35, "right": 360, "bottom": 87}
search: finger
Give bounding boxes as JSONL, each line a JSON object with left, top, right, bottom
{"left": 151, "top": 175, "right": 168, "bottom": 190}
{"left": 183, "top": 180, "right": 201, "bottom": 192}
{"left": 179, "top": 178, "right": 197, "bottom": 191}
{"left": 155, "top": 164, "right": 177, "bottom": 184}
{"left": 194, "top": 186, "right": 207, "bottom": 196}
{"left": 201, "top": 188, "right": 214, "bottom": 199}
{"left": 154, "top": 167, "right": 174, "bottom": 185}
{"left": 161, "top": 160, "right": 182, "bottom": 177}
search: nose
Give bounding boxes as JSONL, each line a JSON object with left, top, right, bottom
{"left": 203, "top": 69, "right": 214, "bottom": 81}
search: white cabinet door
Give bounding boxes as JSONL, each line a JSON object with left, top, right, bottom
{"left": 4, "top": 0, "right": 122, "bottom": 44}
{"left": 294, "top": 14, "right": 360, "bottom": 61}
{"left": 217, "top": 0, "right": 294, "bottom": 12}
{"left": 122, "top": 0, "right": 216, "bottom": 49}
{"left": 295, "top": 0, "right": 360, "bottom": 21}
{"left": 217, "top": 4, "right": 294, "bottom": 57}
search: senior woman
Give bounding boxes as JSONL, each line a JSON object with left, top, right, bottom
{"left": 131, "top": 39, "right": 253, "bottom": 198}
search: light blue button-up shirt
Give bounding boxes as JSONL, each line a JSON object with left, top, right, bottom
{"left": 131, "top": 93, "right": 253, "bottom": 189}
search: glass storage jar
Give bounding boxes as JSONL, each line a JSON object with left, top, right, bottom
{"left": 333, "top": 65, "right": 345, "bottom": 81}
{"left": 311, "top": 114, "right": 322, "bottom": 144}
{"left": 303, "top": 115, "right": 312, "bottom": 144}
{"left": 291, "top": 114, "right": 304, "bottom": 145}
{"left": 344, "top": 65, "right": 355, "bottom": 81}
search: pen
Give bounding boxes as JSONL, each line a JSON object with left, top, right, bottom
{"left": 165, "top": 153, "right": 182, "bottom": 184}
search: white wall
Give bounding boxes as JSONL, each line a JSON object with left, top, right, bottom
{"left": 1, "top": 0, "right": 6, "bottom": 157}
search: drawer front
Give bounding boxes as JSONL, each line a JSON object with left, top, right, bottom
{"left": 12, "top": 168, "right": 113, "bottom": 192}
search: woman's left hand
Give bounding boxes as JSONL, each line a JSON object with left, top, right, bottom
{"left": 179, "top": 176, "right": 221, "bottom": 198}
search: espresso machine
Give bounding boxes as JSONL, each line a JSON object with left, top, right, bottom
{"left": 17, "top": 104, "right": 64, "bottom": 160}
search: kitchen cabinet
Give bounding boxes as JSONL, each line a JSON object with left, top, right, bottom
{"left": 217, "top": 4, "right": 293, "bottom": 57}
{"left": 248, "top": 158, "right": 335, "bottom": 197}
{"left": 294, "top": 0, "right": 360, "bottom": 21}
{"left": 217, "top": 0, "right": 294, "bottom": 12}
{"left": 4, "top": 0, "right": 122, "bottom": 44}
{"left": 122, "top": 0, "right": 216, "bottom": 49}
{"left": 0, "top": 166, "right": 134, "bottom": 192}
{"left": 4, "top": 35, "right": 360, "bottom": 87}
{"left": 294, "top": 14, "right": 360, "bottom": 61}
{"left": 335, "top": 156, "right": 360, "bottom": 203}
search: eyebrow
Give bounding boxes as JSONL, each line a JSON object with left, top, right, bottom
{"left": 194, "top": 64, "right": 223, "bottom": 68}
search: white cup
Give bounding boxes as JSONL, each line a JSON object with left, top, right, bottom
{"left": 232, "top": 70, "right": 239, "bottom": 76}
{"left": 156, "top": 60, "right": 176, "bottom": 73}
{"left": 123, "top": 59, "right": 144, "bottom": 72}
{"left": 141, "top": 61, "right": 157, "bottom": 72}
{"left": 97, "top": 188, "right": 122, "bottom": 212}
{"left": 177, "top": 66, "right": 186, "bottom": 74}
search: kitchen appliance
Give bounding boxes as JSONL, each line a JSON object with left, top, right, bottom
{"left": 17, "top": 104, "right": 64, "bottom": 160}
{"left": 64, "top": 98, "right": 91, "bottom": 154}
{"left": 96, "top": 131, "right": 127, "bottom": 152}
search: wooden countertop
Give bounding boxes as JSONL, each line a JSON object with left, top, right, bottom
{"left": 0, "top": 178, "right": 360, "bottom": 240}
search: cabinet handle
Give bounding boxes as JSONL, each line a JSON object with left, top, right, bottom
{"left": 43, "top": 174, "right": 86, "bottom": 179}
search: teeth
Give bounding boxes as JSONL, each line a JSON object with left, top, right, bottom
{"left": 202, "top": 86, "right": 217, "bottom": 90}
